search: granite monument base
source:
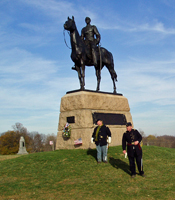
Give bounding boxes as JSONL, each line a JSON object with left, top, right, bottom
{"left": 56, "top": 90, "right": 133, "bottom": 149}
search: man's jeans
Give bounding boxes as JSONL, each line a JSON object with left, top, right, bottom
{"left": 96, "top": 144, "right": 108, "bottom": 162}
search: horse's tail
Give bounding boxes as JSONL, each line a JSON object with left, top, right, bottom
{"left": 110, "top": 54, "right": 118, "bottom": 82}
{"left": 101, "top": 47, "right": 118, "bottom": 82}
{"left": 112, "top": 68, "right": 118, "bottom": 82}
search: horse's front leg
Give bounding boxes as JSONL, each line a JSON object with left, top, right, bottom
{"left": 95, "top": 68, "right": 101, "bottom": 91}
{"left": 81, "top": 61, "right": 85, "bottom": 90}
{"left": 74, "top": 65, "right": 83, "bottom": 90}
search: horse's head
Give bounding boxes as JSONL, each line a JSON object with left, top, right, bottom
{"left": 64, "top": 16, "right": 76, "bottom": 32}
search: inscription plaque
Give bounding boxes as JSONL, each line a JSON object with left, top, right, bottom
{"left": 67, "top": 116, "right": 75, "bottom": 123}
{"left": 92, "top": 112, "right": 127, "bottom": 125}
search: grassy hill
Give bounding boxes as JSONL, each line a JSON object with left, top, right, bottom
{"left": 0, "top": 145, "right": 175, "bottom": 200}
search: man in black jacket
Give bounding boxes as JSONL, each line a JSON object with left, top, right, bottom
{"left": 91, "top": 119, "right": 111, "bottom": 163}
{"left": 122, "top": 122, "right": 145, "bottom": 178}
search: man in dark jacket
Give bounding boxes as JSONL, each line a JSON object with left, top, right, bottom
{"left": 91, "top": 119, "right": 111, "bottom": 163}
{"left": 122, "top": 122, "right": 145, "bottom": 178}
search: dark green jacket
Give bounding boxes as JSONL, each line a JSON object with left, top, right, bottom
{"left": 92, "top": 125, "right": 111, "bottom": 146}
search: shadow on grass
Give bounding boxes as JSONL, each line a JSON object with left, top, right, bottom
{"left": 109, "top": 157, "right": 130, "bottom": 175}
{"left": 87, "top": 148, "right": 97, "bottom": 161}
{"left": 86, "top": 149, "right": 130, "bottom": 175}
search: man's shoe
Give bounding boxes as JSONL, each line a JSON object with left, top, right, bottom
{"left": 103, "top": 161, "right": 108, "bottom": 163}
{"left": 141, "top": 174, "right": 146, "bottom": 177}
{"left": 97, "top": 161, "right": 101, "bottom": 164}
{"left": 131, "top": 174, "right": 136, "bottom": 178}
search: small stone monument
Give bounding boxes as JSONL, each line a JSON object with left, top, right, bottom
{"left": 17, "top": 136, "right": 28, "bottom": 154}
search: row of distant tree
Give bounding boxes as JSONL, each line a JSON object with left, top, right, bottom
{"left": 139, "top": 129, "right": 175, "bottom": 148}
{"left": 0, "top": 123, "right": 57, "bottom": 155}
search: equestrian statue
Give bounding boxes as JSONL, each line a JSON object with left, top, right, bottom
{"left": 64, "top": 16, "right": 118, "bottom": 93}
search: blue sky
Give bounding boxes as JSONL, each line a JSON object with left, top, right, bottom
{"left": 0, "top": 0, "right": 175, "bottom": 136}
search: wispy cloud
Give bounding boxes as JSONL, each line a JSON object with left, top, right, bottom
{"left": 98, "top": 18, "right": 175, "bottom": 36}
{"left": 131, "top": 21, "right": 175, "bottom": 35}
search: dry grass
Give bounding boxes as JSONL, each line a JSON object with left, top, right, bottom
{"left": 0, "top": 155, "right": 22, "bottom": 161}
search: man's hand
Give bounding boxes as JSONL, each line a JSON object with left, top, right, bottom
{"left": 123, "top": 150, "right": 126, "bottom": 154}
{"left": 107, "top": 137, "right": 111, "bottom": 144}
{"left": 134, "top": 141, "right": 139, "bottom": 145}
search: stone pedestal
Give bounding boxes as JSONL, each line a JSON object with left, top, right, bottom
{"left": 56, "top": 90, "right": 133, "bottom": 149}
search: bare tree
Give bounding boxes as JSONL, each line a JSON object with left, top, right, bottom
{"left": 44, "top": 134, "right": 57, "bottom": 151}
{"left": 28, "top": 131, "right": 45, "bottom": 152}
{"left": 12, "top": 122, "right": 27, "bottom": 135}
{"left": 139, "top": 129, "right": 146, "bottom": 138}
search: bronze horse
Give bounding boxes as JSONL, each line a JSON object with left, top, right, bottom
{"left": 64, "top": 16, "right": 117, "bottom": 93}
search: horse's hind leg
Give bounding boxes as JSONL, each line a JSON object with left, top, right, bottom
{"left": 106, "top": 64, "right": 117, "bottom": 93}
{"left": 112, "top": 79, "right": 117, "bottom": 93}
{"left": 95, "top": 67, "right": 101, "bottom": 91}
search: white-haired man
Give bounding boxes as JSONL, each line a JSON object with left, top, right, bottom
{"left": 91, "top": 119, "right": 111, "bottom": 163}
